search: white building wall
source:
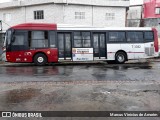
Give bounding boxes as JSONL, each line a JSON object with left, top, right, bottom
{"left": 63, "top": 5, "right": 126, "bottom": 27}
{"left": 0, "top": 8, "right": 25, "bottom": 32}
{"left": 64, "top": 5, "right": 92, "bottom": 26}
{"left": 25, "top": 4, "right": 63, "bottom": 23}
{"left": 93, "top": 6, "right": 126, "bottom": 27}
{"left": 0, "top": 0, "right": 129, "bottom": 31}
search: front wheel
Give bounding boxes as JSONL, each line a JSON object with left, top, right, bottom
{"left": 115, "top": 52, "right": 126, "bottom": 64}
{"left": 34, "top": 53, "right": 47, "bottom": 66}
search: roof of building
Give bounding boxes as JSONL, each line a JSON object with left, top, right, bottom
{"left": 0, "top": 0, "right": 129, "bottom": 9}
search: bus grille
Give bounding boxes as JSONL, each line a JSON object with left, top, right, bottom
{"left": 145, "top": 47, "right": 154, "bottom": 56}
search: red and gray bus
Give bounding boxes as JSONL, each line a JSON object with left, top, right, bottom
{"left": 2, "top": 23, "right": 159, "bottom": 65}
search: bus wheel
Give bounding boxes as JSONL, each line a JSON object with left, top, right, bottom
{"left": 34, "top": 53, "right": 47, "bottom": 66}
{"left": 115, "top": 52, "right": 126, "bottom": 64}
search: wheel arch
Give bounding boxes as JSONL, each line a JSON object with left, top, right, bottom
{"left": 33, "top": 52, "right": 48, "bottom": 63}
{"left": 115, "top": 50, "right": 128, "bottom": 61}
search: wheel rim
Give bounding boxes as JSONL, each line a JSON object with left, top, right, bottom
{"left": 37, "top": 57, "right": 44, "bottom": 63}
{"left": 117, "top": 54, "right": 125, "bottom": 63}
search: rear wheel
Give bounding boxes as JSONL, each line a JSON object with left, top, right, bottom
{"left": 34, "top": 53, "right": 47, "bottom": 66}
{"left": 115, "top": 52, "right": 126, "bottom": 64}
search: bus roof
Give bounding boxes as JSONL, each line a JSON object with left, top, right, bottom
{"left": 11, "top": 23, "right": 57, "bottom": 30}
{"left": 11, "top": 23, "right": 153, "bottom": 31}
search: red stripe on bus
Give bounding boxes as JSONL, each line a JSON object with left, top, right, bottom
{"left": 127, "top": 52, "right": 144, "bottom": 53}
{"left": 107, "top": 52, "right": 144, "bottom": 54}
{"left": 152, "top": 28, "right": 159, "bottom": 52}
{"left": 11, "top": 23, "right": 57, "bottom": 30}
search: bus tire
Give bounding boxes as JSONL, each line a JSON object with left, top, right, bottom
{"left": 34, "top": 53, "right": 47, "bottom": 66}
{"left": 115, "top": 52, "right": 126, "bottom": 64}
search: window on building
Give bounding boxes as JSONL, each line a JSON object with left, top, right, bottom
{"left": 127, "top": 32, "right": 143, "bottom": 42}
{"left": 74, "top": 32, "right": 91, "bottom": 47}
{"left": 3, "top": 13, "right": 11, "bottom": 22}
{"left": 105, "top": 13, "right": 115, "bottom": 20}
{"left": 34, "top": 10, "right": 44, "bottom": 20}
{"left": 109, "top": 32, "right": 125, "bottom": 42}
{"left": 30, "top": 31, "right": 48, "bottom": 48}
{"left": 75, "top": 12, "right": 85, "bottom": 19}
{"left": 155, "top": 8, "right": 160, "bottom": 14}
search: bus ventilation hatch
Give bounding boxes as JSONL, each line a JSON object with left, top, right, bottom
{"left": 145, "top": 47, "right": 154, "bottom": 56}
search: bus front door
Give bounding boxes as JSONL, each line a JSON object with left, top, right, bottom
{"left": 93, "top": 33, "right": 106, "bottom": 59}
{"left": 58, "top": 33, "right": 72, "bottom": 60}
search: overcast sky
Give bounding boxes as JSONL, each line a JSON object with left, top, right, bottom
{"left": 0, "top": 0, "right": 11, "bottom": 3}
{"left": 0, "top": 0, "right": 144, "bottom": 5}
{"left": 130, "top": 0, "right": 143, "bottom": 5}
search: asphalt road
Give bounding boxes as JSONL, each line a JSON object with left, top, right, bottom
{"left": 0, "top": 61, "right": 159, "bottom": 120}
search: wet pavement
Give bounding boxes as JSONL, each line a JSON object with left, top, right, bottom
{"left": 0, "top": 61, "right": 160, "bottom": 82}
{"left": 0, "top": 61, "right": 160, "bottom": 120}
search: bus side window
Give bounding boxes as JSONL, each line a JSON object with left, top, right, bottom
{"left": 127, "top": 32, "right": 143, "bottom": 42}
{"left": 74, "top": 32, "right": 82, "bottom": 47}
{"left": 31, "top": 31, "right": 48, "bottom": 48}
{"left": 144, "top": 31, "right": 154, "bottom": 42}
{"left": 49, "top": 31, "right": 56, "bottom": 48}
{"left": 109, "top": 32, "right": 125, "bottom": 42}
{"left": 74, "top": 32, "right": 91, "bottom": 47}
{"left": 82, "top": 32, "right": 91, "bottom": 47}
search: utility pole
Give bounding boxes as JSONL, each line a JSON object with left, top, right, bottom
{"left": 0, "top": 20, "right": 2, "bottom": 31}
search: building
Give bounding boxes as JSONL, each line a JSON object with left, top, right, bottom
{"left": 128, "top": 0, "right": 160, "bottom": 33}
{"left": 0, "top": 0, "right": 129, "bottom": 31}
{"left": 127, "top": 0, "right": 143, "bottom": 27}
{"left": 143, "top": 0, "right": 160, "bottom": 34}
{"left": 143, "top": 0, "right": 160, "bottom": 49}
{"left": 0, "top": 0, "right": 129, "bottom": 55}
{"left": 127, "top": 6, "right": 143, "bottom": 27}
{"left": 127, "top": 0, "right": 160, "bottom": 50}
{"left": 144, "top": 0, "right": 160, "bottom": 18}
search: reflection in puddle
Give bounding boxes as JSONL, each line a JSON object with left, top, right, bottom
{"left": 6, "top": 88, "right": 41, "bottom": 103}
{"left": 111, "top": 65, "right": 152, "bottom": 70}
{"left": 3, "top": 66, "right": 59, "bottom": 76}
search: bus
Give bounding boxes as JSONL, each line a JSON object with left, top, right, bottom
{"left": 2, "top": 23, "right": 159, "bottom": 65}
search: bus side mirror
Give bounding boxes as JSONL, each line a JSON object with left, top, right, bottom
{"left": 11, "top": 36, "right": 15, "bottom": 43}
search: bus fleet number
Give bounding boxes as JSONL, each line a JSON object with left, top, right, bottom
{"left": 132, "top": 45, "right": 141, "bottom": 48}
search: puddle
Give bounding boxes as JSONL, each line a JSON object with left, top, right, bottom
{"left": 111, "top": 65, "right": 152, "bottom": 70}
{"left": 6, "top": 88, "right": 41, "bottom": 103}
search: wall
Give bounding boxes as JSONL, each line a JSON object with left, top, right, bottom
{"left": 0, "top": 3, "right": 127, "bottom": 31}
{"left": 144, "top": 0, "right": 160, "bottom": 18}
